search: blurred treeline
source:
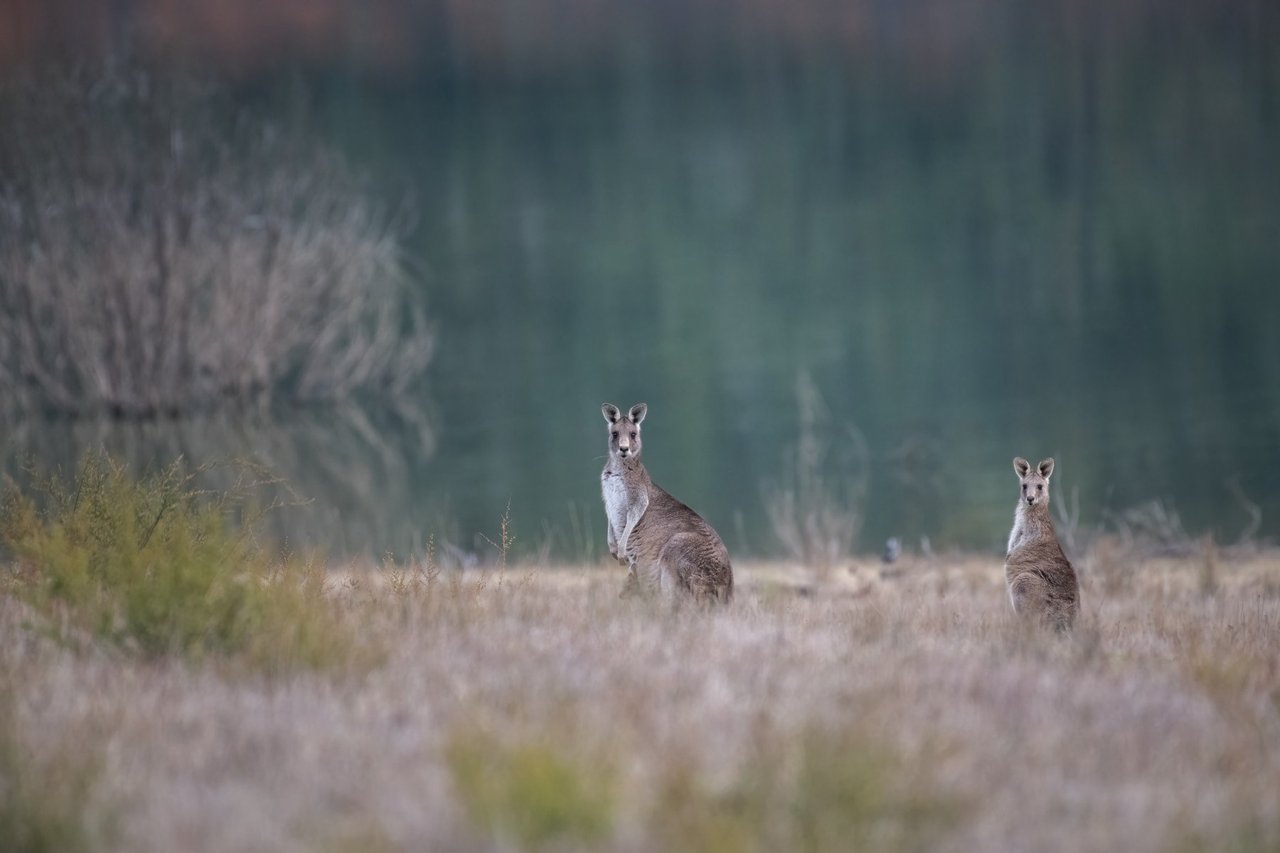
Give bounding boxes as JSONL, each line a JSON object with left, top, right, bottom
{"left": 2, "top": 0, "right": 1278, "bottom": 555}
{"left": 3, "top": 1, "right": 1276, "bottom": 83}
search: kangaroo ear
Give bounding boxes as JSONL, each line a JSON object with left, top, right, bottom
{"left": 629, "top": 403, "right": 647, "bottom": 425}
{"left": 602, "top": 403, "right": 621, "bottom": 424}
{"left": 1013, "top": 457, "right": 1031, "bottom": 478}
{"left": 1038, "top": 458, "right": 1055, "bottom": 479}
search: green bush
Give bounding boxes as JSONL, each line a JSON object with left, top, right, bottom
{"left": 446, "top": 727, "right": 615, "bottom": 849}
{"left": 654, "top": 726, "right": 962, "bottom": 853}
{"left": 0, "top": 453, "right": 357, "bottom": 672}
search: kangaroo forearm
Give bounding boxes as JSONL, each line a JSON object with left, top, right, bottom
{"left": 618, "top": 497, "right": 649, "bottom": 556}
{"left": 618, "top": 519, "right": 637, "bottom": 556}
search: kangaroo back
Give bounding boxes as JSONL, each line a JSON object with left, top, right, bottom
{"left": 601, "top": 403, "right": 733, "bottom": 605}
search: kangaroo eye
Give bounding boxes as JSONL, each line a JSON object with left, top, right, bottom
{"left": 630, "top": 432, "right": 637, "bottom": 439}
{"left": 611, "top": 431, "right": 618, "bottom": 438}
{"left": 1037, "top": 484, "right": 1043, "bottom": 490}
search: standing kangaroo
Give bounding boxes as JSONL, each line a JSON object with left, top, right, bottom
{"left": 601, "top": 403, "right": 734, "bottom": 605}
{"left": 1005, "top": 457, "right": 1080, "bottom": 630}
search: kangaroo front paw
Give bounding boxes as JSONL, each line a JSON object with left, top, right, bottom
{"left": 619, "top": 570, "right": 641, "bottom": 599}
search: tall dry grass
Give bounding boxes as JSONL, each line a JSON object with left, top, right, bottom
{"left": 2, "top": 546, "right": 1280, "bottom": 851}
{"left": 763, "top": 373, "right": 870, "bottom": 571}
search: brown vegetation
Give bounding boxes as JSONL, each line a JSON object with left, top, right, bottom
{"left": 3, "top": 548, "right": 1280, "bottom": 851}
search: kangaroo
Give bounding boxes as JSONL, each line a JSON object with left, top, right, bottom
{"left": 1005, "top": 457, "right": 1080, "bottom": 630}
{"left": 601, "top": 403, "right": 734, "bottom": 605}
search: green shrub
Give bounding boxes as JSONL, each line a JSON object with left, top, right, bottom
{"left": 654, "top": 726, "right": 961, "bottom": 853}
{"left": 446, "top": 727, "right": 615, "bottom": 849}
{"left": 1174, "top": 817, "right": 1280, "bottom": 853}
{"left": 0, "top": 453, "right": 358, "bottom": 672}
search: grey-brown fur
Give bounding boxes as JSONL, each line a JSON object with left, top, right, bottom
{"left": 1005, "top": 456, "right": 1080, "bottom": 630}
{"left": 601, "top": 403, "right": 734, "bottom": 606}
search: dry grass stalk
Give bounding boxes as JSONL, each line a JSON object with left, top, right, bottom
{"left": 763, "top": 372, "right": 869, "bottom": 572}
{"left": 1053, "top": 484, "right": 1088, "bottom": 560}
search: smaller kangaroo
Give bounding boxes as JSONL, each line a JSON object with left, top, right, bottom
{"left": 1005, "top": 457, "right": 1080, "bottom": 630}
{"left": 601, "top": 403, "right": 733, "bottom": 605}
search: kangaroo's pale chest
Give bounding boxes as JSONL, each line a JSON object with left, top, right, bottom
{"left": 1007, "top": 506, "right": 1051, "bottom": 556}
{"left": 601, "top": 470, "right": 634, "bottom": 536}
{"left": 1007, "top": 514, "right": 1026, "bottom": 555}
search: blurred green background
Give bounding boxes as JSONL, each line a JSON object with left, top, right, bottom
{"left": 2, "top": 0, "right": 1278, "bottom": 559}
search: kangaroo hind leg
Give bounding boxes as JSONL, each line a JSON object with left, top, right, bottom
{"left": 1008, "top": 572, "right": 1044, "bottom": 618}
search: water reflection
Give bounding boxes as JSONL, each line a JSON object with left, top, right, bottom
{"left": 2, "top": 2, "right": 1278, "bottom": 558}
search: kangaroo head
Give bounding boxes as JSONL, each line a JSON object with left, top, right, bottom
{"left": 602, "top": 402, "right": 647, "bottom": 460}
{"left": 1013, "top": 457, "right": 1054, "bottom": 508}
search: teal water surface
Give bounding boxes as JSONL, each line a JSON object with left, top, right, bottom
{"left": 4, "top": 2, "right": 1279, "bottom": 560}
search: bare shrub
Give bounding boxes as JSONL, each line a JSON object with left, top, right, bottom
{"left": 1052, "top": 483, "right": 1091, "bottom": 561}
{"left": 1086, "top": 486, "right": 1266, "bottom": 590}
{"left": 763, "top": 372, "right": 869, "bottom": 570}
{"left": 1106, "top": 499, "right": 1193, "bottom": 557}
{"left": 0, "top": 60, "right": 432, "bottom": 417}
{"left": 1226, "top": 477, "right": 1263, "bottom": 550}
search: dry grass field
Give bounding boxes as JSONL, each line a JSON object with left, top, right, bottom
{"left": 4, "top": 544, "right": 1280, "bottom": 853}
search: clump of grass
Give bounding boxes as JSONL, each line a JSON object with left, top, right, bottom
{"left": 1175, "top": 813, "right": 1280, "bottom": 853}
{"left": 446, "top": 726, "right": 615, "bottom": 849}
{"left": 653, "top": 724, "right": 960, "bottom": 853}
{"left": 1199, "top": 534, "right": 1220, "bottom": 597}
{"left": 0, "top": 688, "right": 112, "bottom": 853}
{"left": 0, "top": 453, "right": 359, "bottom": 672}
{"left": 1086, "top": 533, "right": 1136, "bottom": 596}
